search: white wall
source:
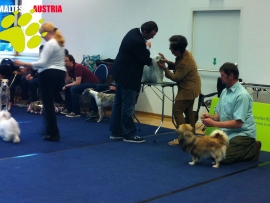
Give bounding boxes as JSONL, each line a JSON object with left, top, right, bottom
{"left": 41, "top": 0, "right": 270, "bottom": 118}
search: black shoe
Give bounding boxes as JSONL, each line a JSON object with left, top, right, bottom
{"left": 87, "top": 110, "right": 98, "bottom": 118}
{"left": 110, "top": 135, "right": 123, "bottom": 140}
{"left": 123, "top": 136, "right": 145, "bottom": 143}
{"left": 41, "top": 131, "right": 47, "bottom": 136}
{"left": 43, "top": 135, "right": 60, "bottom": 142}
{"left": 61, "top": 109, "right": 71, "bottom": 115}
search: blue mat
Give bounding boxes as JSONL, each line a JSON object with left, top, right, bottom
{"left": 1, "top": 107, "right": 269, "bottom": 203}
{"left": 0, "top": 107, "right": 174, "bottom": 159}
{"left": 0, "top": 139, "right": 268, "bottom": 203}
{"left": 151, "top": 159, "right": 270, "bottom": 203}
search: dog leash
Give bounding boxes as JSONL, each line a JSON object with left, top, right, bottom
{"left": 101, "top": 89, "right": 111, "bottom": 93}
{"left": 8, "top": 73, "right": 18, "bottom": 87}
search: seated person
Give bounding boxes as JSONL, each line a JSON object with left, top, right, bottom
{"left": 201, "top": 62, "right": 261, "bottom": 164}
{"left": 0, "top": 59, "right": 28, "bottom": 106}
{"left": 87, "top": 84, "right": 116, "bottom": 119}
{"left": 20, "top": 69, "right": 39, "bottom": 103}
{"left": 20, "top": 45, "right": 44, "bottom": 103}
{"left": 61, "top": 54, "right": 100, "bottom": 117}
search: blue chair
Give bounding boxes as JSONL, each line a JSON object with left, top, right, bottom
{"left": 94, "top": 64, "right": 108, "bottom": 84}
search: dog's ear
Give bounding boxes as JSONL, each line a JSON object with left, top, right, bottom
{"left": 176, "top": 129, "right": 183, "bottom": 140}
{"left": 182, "top": 124, "right": 193, "bottom": 132}
{"left": 3, "top": 111, "right": 11, "bottom": 119}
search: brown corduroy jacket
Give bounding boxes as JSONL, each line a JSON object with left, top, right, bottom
{"left": 164, "top": 50, "right": 201, "bottom": 101}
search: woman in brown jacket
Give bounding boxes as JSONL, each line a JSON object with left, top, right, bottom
{"left": 157, "top": 35, "right": 201, "bottom": 145}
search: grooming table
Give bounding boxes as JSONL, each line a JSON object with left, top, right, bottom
{"left": 141, "top": 82, "right": 177, "bottom": 135}
{"left": 241, "top": 82, "right": 270, "bottom": 97}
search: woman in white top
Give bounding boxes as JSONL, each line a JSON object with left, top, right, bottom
{"left": 14, "top": 22, "right": 66, "bottom": 142}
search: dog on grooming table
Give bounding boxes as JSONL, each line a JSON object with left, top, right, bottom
{"left": 141, "top": 55, "right": 164, "bottom": 83}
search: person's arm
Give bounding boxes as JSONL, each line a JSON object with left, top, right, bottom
{"left": 13, "top": 61, "right": 32, "bottom": 69}
{"left": 65, "top": 72, "right": 72, "bottom": 84}
{"left": 201, "top": 107, "right": 243, "bottom": 129}
{"left": 66, "top": 77, "right": 82, "bottom": 87}
{"left": 202, "top": 118, "right": 243, "bottom": 128}
{"left": 31, "top": 42, "right": 55, "bottom": 69}
{"left": 201, "top": 112, "right": 220, "bottom": 121}
{"left": 62, "top": 77, "right": 82, "bottom": 91}
{"left": 160, "top": 63, "right": 189, "bottom": 83}
{"left": 134, "top": 41, "right": 152, "bottom": 66}
{"left": 13, "top": 42, "right": 54, "bottom": 69}
{"left": 158, "top": 53, "right": 175, "bottom": 67}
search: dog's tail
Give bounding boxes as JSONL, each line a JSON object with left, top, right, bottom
{"left": 209, "top": 130, "right": 229, "bottom": 147}
{"left": 13, "top": 135, "right": 20, "bottom": 143}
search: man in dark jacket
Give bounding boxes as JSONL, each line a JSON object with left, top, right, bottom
{"left": 110, "top": 21, "right": 158, "bottom": 143}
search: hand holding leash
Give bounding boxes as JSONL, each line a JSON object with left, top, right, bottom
{"left": 202, "top": 118, "right": 216, "bottom": 127}
{"left": 201, "top": 113, "right": 211, "bottom": 119}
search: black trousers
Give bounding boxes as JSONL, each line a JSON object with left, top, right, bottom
{"left": 39, "top": 69, "right": 66, "bottom": 136}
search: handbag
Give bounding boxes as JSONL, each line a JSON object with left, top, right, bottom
{"left": 81, "top": 55, "right": 100, "bottom": 72}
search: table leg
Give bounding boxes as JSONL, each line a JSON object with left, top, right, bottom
{"left": 171, "top": 86, "right": 177, "bottom": 128}
{"left": 155, "top": 86, "right": 165, "bottom": 135}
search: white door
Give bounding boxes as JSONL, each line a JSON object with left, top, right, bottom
{"left": 191, "top": 10, "right": 240, "bottom": 118}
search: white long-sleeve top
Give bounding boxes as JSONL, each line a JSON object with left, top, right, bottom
{"left": 31, "top": 38, "right": 66, "bottom": 73}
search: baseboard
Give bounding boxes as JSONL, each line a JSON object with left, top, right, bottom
{"left": 134, "top": 110, "right": 171, "bottom": 119}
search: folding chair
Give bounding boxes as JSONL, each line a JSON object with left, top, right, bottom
{"left": 94, "top": 64, "right": 108, "bottom": 84}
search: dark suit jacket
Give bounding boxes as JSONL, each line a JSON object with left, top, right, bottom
{"left": 113, "top": 28, "right": 152, "bottom": 90}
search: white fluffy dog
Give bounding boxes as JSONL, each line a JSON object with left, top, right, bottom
{"left": 0, "top": 110, "right": 20, "bottom": 143}
{"left": 83, "top": 88, "right": 115, "bottom": 122}
{"left": 141, "top": 55, "right": 164, "bottom": 83}
{"left": 0, "top": 79, "right": 10, "bottom": 111}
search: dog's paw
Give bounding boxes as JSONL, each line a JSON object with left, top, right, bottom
{"left": 212, "top": 164, "right": 219, "bottom": 168}
{"left": 189, "top": 161, "right": 195, "bottom": 165}
{"left": 13, "top": 136, "right": 20, "bottom": 143}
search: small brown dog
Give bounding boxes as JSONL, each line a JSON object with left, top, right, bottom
{"left": 177, "top": 124, "right": 229, "bottom": 168}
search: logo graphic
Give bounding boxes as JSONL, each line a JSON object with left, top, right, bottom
{"left": 0, "top": 9, "right": 46, "bottom": 52}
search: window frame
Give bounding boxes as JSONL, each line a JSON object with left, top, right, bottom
{"left": 0, "top": 0, "right": 43, "bottom": 58}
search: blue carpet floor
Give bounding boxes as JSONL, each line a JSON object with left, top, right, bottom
{"left": 0, "top": 107, "right": 269, "bottom": 202}
{"left": 0, "top": 107, "right": 174, "bottom": 159}
{"left": 0, "top": 141, "right": 269, "bottom": 202}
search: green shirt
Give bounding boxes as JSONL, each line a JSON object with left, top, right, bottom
{"left": 215, "top": 81, "right": 256, "bottom": 140}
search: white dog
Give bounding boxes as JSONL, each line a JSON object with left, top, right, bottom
{"left": 141, "top": 55, "right": 164, "bottom": 83}
{"left": 83, "top": 88, "right": 115, "bottom": 122}
{"left": 0, "top": 79, "right": 10, "bottom": 111}
{"left": 0, "top": 110, "right": 20, "bottom": 143}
